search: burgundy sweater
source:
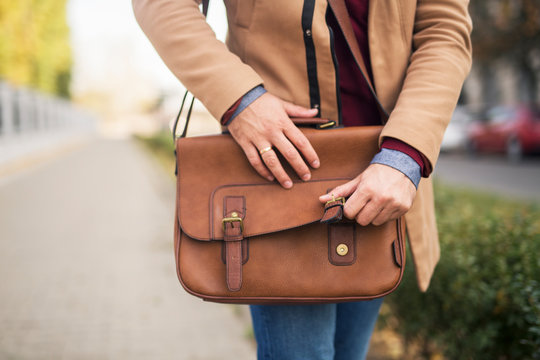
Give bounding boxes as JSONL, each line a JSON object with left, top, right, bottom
{"left": 327, "top": 0, "right": 428, "bottom": 175}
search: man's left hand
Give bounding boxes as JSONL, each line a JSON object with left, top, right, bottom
{"left": 319, "top": 164, "right": 417, "bottom": 226}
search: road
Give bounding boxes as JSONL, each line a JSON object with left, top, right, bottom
{"left": 434, "top": 153, "right": 540, "bottom": 202}
{"left": 0, "top": 139, "right": 255, "bottom": 359}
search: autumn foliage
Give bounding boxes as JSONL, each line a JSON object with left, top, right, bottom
{"left": 0, "top": 0, "right": 72, "bottom": 97}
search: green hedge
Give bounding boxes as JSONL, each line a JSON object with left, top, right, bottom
{"left": 385, "top": 184, "right": 540, "bottom": 360}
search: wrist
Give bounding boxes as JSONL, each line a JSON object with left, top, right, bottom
{"left": 381, "top": 138, "right": 431, "bottom": 177}
{"left": 221, "top": 85, "right": 267, "bottom": 126}
{"left": 370, "top": 148, "right": 421, "bottom": 188}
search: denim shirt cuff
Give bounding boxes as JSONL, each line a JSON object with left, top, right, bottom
{"left": 225, "top": 85, "right": 267, "bottom": 125}
{"left": 370, "top": 148, "right": 422, "bottom": 188}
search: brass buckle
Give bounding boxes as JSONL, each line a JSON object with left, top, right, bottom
{"left": 318, "top": 121, "right": 336, "bottom": 129}
{"left": 222, "top": 213, "right": 244, "bottom": 232}
{"left": 325, "top": 195, "right": 345, "bottom": 207}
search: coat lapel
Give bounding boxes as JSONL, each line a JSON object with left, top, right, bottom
{"left": 367, "top": 0, "right": 411, "bottom": 113}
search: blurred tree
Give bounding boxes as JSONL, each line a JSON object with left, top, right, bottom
{"left": 470, "top": 0, "right": 540, "bottom": 104}
{"left": 0, "top": 0, "right": 72, "bottom": 98}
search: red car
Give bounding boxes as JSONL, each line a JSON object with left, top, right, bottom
{"left": 466, "top": 105, "right": 540, "bottom": 161}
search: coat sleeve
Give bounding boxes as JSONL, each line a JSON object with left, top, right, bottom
{"left": 132, "top": 0, "right": 264, "bottom": 120}
{"left": 379, "top": 0, "right": 473, "bottom": 169}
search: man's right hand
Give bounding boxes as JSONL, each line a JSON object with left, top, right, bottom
{"left": 227, "top": 92, "right": 320, "bottom": 189}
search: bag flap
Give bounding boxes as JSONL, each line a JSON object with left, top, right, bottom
{"left": 176, "top": 126, "right": 382, "bottom": 241}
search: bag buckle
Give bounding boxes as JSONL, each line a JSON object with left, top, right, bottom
{"left": 325, "top": 195, "right": 345, "bottom": 207}
{"left": 222, "top": 212, "right": 244, "bottom": 232}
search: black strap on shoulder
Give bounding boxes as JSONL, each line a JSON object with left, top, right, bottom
{"left": 202, "top": 0, "right": 209, "bottom": 16}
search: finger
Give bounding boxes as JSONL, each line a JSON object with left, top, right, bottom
{"left": 319, "top": 179, "right": 359, "bottom": 202}
{"left": 355, "top": 200, "right": 381, "bottom": 226}
{"left": 243, "top": 143, "right": 274, "bottom": 181}
{"left": 387, "top": 208, "right": 405, "bottom": 223}
{"left": 283, "top": 125, "right": 320, "bottom": 168}
{"left": 281, "top": 100, "right": 319, "bottom": 118}
{"left": 343, "top": 189, "right": 369, "bottom": 220}
{"left": 260, "top": 149, "right": 293, "bottom": 189}
{"left": 371, "top": 206, "right": 398, "bottom": 226}
{"left": 373, "top": 200, "right": 410, "bottom": 222}
{"left": 272, "top": 133, "right": 311, "bottom": 181}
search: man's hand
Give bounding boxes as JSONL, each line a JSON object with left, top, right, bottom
{"left": 319, "top": 164, "right": 417, "bottom": 226}
{"left": 228, "top": 92, "right": 320, "bottom": 189}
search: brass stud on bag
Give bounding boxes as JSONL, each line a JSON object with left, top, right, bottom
{"left": 336, "top": 244, "right": 349, "bottom": 256}
{"left": 231, "top": 212, "right": 238, "bottom": 218}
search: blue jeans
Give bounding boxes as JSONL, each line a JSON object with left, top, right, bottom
{"left": 249, "top": 298, "right": 384, "bottom": 360}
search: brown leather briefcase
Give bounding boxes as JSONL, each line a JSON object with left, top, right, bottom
{"left": 172, "top": 0, "right": 405, "bottom": 304}
{"left": 173, "top": 124, "right": 405, "bottom": 304}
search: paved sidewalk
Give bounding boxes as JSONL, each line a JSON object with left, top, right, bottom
{"left": 0, "top": 139, "right": 255, "bottom": 359}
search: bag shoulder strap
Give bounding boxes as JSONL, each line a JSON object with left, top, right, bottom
{"left": 327, "top": 0, "right": 389, "bottom": 122}
{"left": 172, "top": 0, "right": 210, "bottom": 140}
{"left": 202, "top": 0, "right": 209, "bottom": 16}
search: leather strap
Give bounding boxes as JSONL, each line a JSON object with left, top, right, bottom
{"left": 328, "top": 223, "right": 356, "bottom": 266}
{"left": 172, "top": 0, "right": 209, "bottom": 142}
{"left": 321, "top": 197, "right": 344, "bottom": 224}
{"left": 327, "top": 0, "right": 389, "bottom": 123}
{"left": 223, "top": 196, "right": 245, "bottom": 292}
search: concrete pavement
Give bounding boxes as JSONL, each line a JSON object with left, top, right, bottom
{"left": 0, "top": 138, "right": 255, "bottom": 359}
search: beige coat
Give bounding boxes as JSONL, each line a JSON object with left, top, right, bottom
{"left": 133, "top": 0, "right": 473, "bottom": 291}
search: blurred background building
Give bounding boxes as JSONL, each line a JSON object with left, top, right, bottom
{"left": 464, "top": 1, "right": 540, "bottom": 107}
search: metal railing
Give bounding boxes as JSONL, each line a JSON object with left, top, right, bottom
{"left": 0, "top": 81, "right": 96, "bottom": 166}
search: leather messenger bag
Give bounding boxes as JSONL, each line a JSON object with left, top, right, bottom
{"left": 172, "top": 0, "right": 406, "bottom": 304}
